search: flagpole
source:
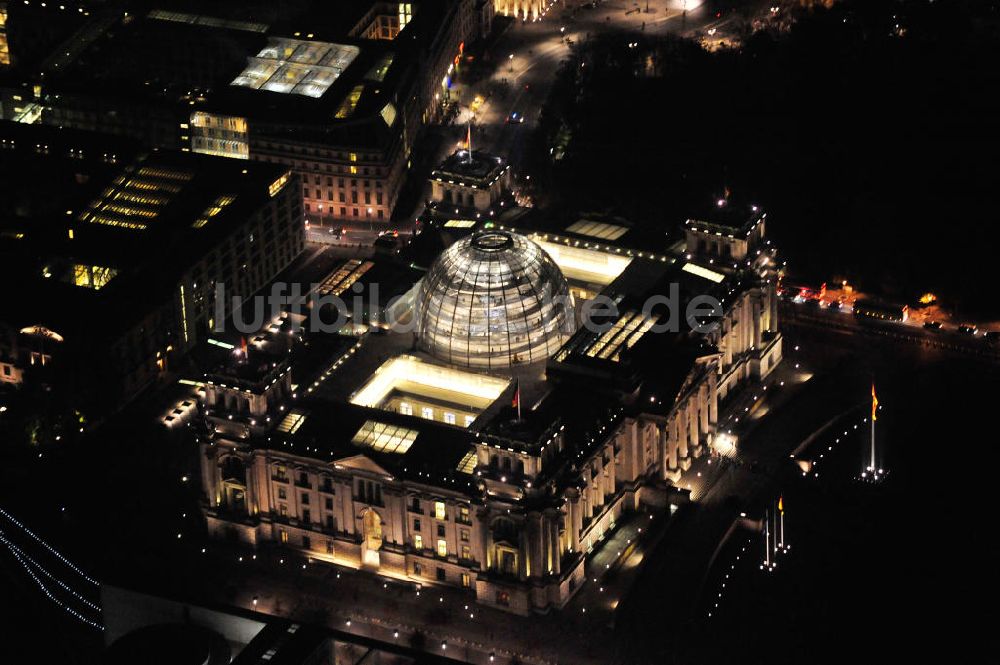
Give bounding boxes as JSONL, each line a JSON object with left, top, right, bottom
{"left": 778, "top": 497, "right": 784, "bottom": 551}
{"left": 869, "top": 380, "right": 878, "bottom": 475}
{"left": 764, "top": 508, "right": 771, "bottom": 570}
{"left": 870, "top": 411, "right": 876, "bottom": 472}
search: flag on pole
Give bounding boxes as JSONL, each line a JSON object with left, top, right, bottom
{"left": 466, "top": 123, "right": 472, "bottom": 152}
{"left": 512, "top": 379, "right": 521, "bottom": 420}
{"left": 871, "top": 381, "right": 878, "bottom": 421}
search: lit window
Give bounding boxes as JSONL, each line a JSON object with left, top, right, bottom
{"left": 280, "top": 529, "right": 288, "bottom": 543}
{"left": 437, "top": 539, "right": 447, "bottom": 557}
{"left": 434, "top": 501, "right": 446, "bottom": 521}
{"left": 461, "top": 573, "right": 471, "bottom": 588}
{"left": 399, "top": 402, "right": 412, "bottom": 415}
{"left": 444, "top": 412, "right": 456, "bottom": 425}
{"left": 463, "top": 415, "right": 475, "bottom": 427}
{"left": 421, "top": 407, "right": 434, "bottom": 420}
{"left": 414, "top": 534, "right": 423, "bottom": 550}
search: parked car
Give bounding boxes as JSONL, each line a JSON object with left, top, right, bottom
{"left": 957, "top": 324, "right": 978, "bottom": 335}
{"left": 923, "top": 320, "right": 942, "bottom": 331}
{"left": 985, "top": 331, "right": 1000, "bottom": 344}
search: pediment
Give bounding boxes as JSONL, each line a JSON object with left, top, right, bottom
{"left": 332, "top": 454, "right": 393, "bottom": 478}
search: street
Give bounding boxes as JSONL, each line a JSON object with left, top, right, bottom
{"left": 307, "top": 0, "right": 725, "bottom": 246}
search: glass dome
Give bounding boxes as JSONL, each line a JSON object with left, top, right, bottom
{"left": 416, "top": 230, "right": 576, "bottom": 369}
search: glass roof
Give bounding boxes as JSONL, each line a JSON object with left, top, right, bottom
{"left": 231, "top": 38, "right": 360, "bottom": 98}
{"left": 416, "top": 231, "right": 576, "bottom": 369}
{"left": 352, "top": 420, "right": 418, "bottom": 455}
{"left": 566, "top": 220, "right": 629, "bottom": 241}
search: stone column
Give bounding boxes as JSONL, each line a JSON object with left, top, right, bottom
{"left": 482, "top": 511, "right": 493, "bottom": 570}
{"left": 571, "top": 492, "right": 582, "bottom": 553}
{"left": 699, "top": 385, "right": 710, "bottom": 434}
{"left": 753, "top": 297, "right": 762, "bottom": 350}
{"left": 708, "top": 373, "right": 719, "bottom": 426}
{"left": 518, "top": 528, "right": 529, "bottom": 581}
{"left": 244, "top": 454, "right": 258, "bottom": 516}
{"left": 201, "top": 443, "right": 219, "bottom": 507}
{"left": 550, "top": 516, "right": 561, "bottom": 575}
{"left": 688, "top": 400, "right": 699, "bottom": 454}
{"left": 768, "top": 281, "right": 779, "bottom": 332}
{"left": 605, "top": 443, "right": 616, "bottom": 496}
{"left": 676, "top": 409, "right": 689, "bottom": 460}
{"left": 541, "top": 515, "right": 552, "bottom": 574}
{"left": 591, "top": 460, "right": 604, "bottom": 509}
{"left": 533, "top": 513, "right": 545, "bottom": 579}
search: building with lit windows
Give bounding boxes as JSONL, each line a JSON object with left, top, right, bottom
{"left": 0, "top": 2, "right": 9, "bottom": 68}
{"left": 195, "top": 197, "right": 783, "bottom": 615}
{"left": 0, "top": 0, "right": 492, "bottom": 224}
{"left": 0, "top": 121, "right": 302, "bottom": 413}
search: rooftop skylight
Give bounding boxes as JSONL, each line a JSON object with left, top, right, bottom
{"left": 231, "top": 38, "right": 360, "bottom": 98}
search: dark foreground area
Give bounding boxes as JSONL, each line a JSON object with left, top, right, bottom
{"left": 621, "top": 322, "right": 1000, "bottom": 664}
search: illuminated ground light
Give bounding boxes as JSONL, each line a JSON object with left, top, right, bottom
{"left": 707, "top": 540, "right": 750, "bottom": 619}
{"left": 713, "top": 432, "right": 738, "bottom": 457}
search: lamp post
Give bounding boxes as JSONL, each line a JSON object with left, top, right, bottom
{"left": 508, "top": 53, "right": 514, "bottom": 72}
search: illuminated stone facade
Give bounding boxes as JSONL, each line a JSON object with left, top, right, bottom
{"left": 494, "top": 0, "right": 552, "bottom": 22}
{"left": 199, "top": 207, "right": 783, "bottom": 614}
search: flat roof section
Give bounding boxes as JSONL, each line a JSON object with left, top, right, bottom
{"left": 532, "top": 239, "right": 633, "bottom": 287}
{"left": 566, "top": 220, "right": 629, "bottom": 241}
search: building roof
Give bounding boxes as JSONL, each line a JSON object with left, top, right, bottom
{"left": 431, "top": 149, "right": 507, "bottom": 187}
{"left": 261, "top": 398, "right": 482, "bottom": 495}
{"left": 685, "top": 198, "right": 765, "bottom": 236}
{"left": 230, "top": 38, "right": 361, "bottom": 98}
{"left": 27, "top": 0, "right": 446, "bottom": 146}
{"left": 0, "top": 121, "right": 291, "bottom": 343}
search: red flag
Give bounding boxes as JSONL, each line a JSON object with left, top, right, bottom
{"left": 466, "top": 123, "right": 472, "bottom": 152}
{"left": 871, "top": 381, "right": 878, "bottom": 421}
{"left": 511, "top": 380, "right": 519, "bottom": 410}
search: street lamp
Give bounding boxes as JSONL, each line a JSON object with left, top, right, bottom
{"left": 508, "top": 53, "right": 513, "bottom": 72}
{"left": 252, "top": 595, "right": 258, "bottom": 612}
